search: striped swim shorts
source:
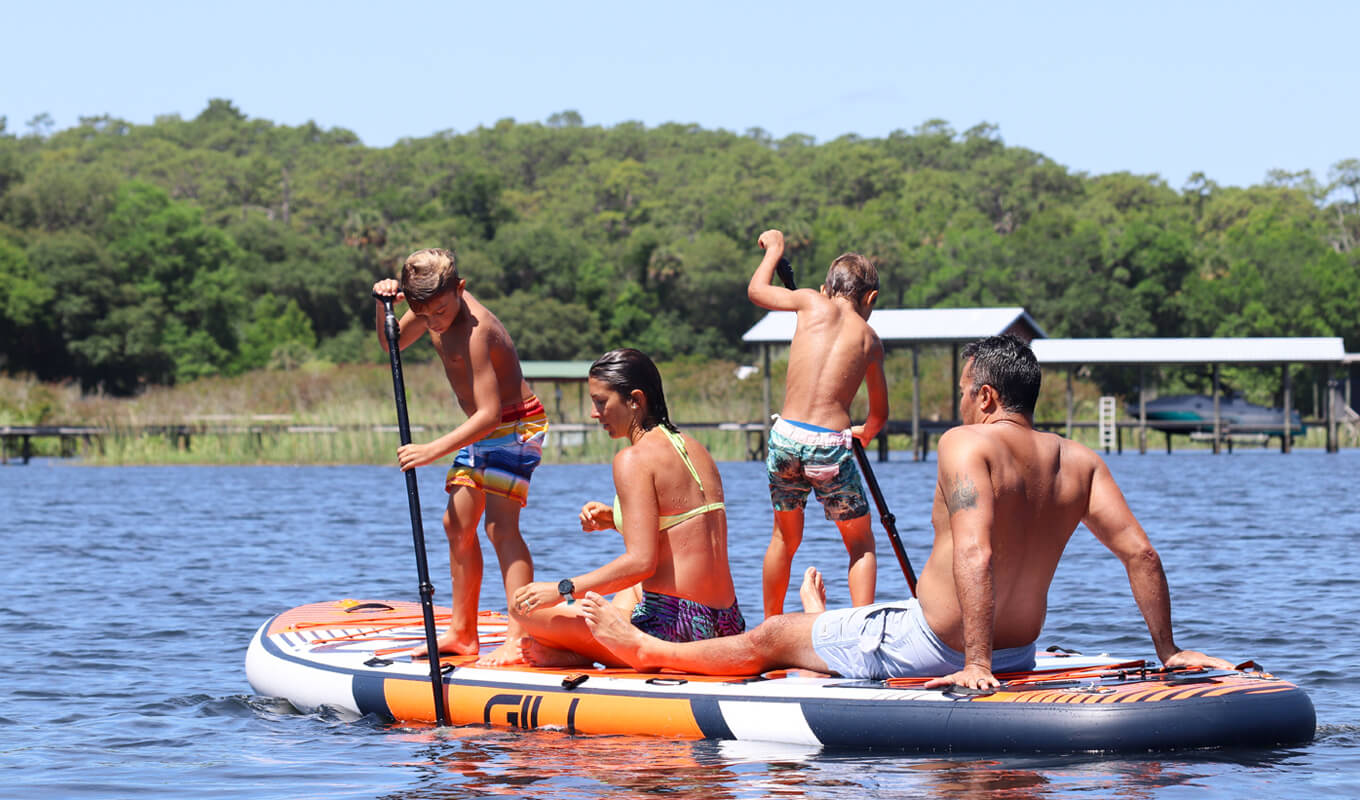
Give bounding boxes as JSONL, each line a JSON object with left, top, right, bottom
{"left": 446, "top": 396, "right": 549, "bottom": 507}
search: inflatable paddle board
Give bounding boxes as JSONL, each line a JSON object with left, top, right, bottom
{"left": 246, "top": 599, "right": 1315, "bottom": 752}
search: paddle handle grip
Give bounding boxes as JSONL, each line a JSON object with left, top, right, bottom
{"left": 775, "top": 257, "right": 795, "bottom": 291}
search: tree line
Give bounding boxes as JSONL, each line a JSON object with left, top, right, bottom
{"left": 1, "top": 100, "right": 1356, "bottom": 400}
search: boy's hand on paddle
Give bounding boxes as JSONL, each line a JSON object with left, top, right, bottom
{"left": 579, "top": 501, "right": 616, "bottom": 532}
{"left": 396, "top": 442, "right": 440, "bottom": 471}
{"left": 850, "top": 424, "right": 874, "bottom": 447}
{"left": 372, "top": 278, "right": 403, "bottom": 303}
{"left": 924, "top": 664, "right": 1000, "bottom": 691}
{"left": 757, "top": 229, "right": 785, "bottom": 254}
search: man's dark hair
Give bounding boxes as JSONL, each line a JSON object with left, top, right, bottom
{"left": 961, "top": 334, "right": 1042, "bottom": 416}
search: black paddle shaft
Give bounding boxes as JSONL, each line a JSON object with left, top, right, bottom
{"left": 376, "top": 292, "right": 452, "bottom": 727}
{"left": 771, "top": 257, "right": 919, "bottom": 596}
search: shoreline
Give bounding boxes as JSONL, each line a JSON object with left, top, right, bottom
{"left": 7, "top": 436, "right": 1352, "bottom": 469}
{"left": 6, "top": 352, "right": 1352, "bottom": 466}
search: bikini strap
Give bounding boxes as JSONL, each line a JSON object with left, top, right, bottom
{"left": 660, "top": 426, "right": 704, "bottom": 491}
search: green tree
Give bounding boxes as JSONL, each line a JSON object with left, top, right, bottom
{"left": 233, "top": 295, "right": 318, "bottom": 372}
{"left": 26, "top": 231, "right": 168, "bottom": 392}
{"left": 100, "top": 182, "right": 249, "bottom": 383}
{"left": 494, "top": 291, "right": 601, "bottom": 360}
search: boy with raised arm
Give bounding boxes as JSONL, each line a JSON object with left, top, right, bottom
{"left": 372, "top": 247, "right": 548, "bottom": 666}
{"left": 751, "top": 229, "right": 889, "bottom": 616}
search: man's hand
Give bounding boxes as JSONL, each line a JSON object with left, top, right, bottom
{"left": 758, "top": 229, "right": 785, "bottom": 254}
{"left": 1165, "top": 649, "right": 1234, "bottom": 671}
{"left": 850, "top": 424, "right": 873, "bottom": 447}
{"left": 924, "top": 664, "right": 1000, "bottom": 691}
{"left": 396, "top": 442, "right": 440, "bottom": 471}
{"left": 579, "top": 501, "right": 616, "bottom": 532}
{"left": 372, "top": 278, "right": 403, "bottom": 302}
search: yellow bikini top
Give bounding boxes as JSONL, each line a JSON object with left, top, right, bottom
{"left": 612, "top": 426, "right": 725, "bottom": 532}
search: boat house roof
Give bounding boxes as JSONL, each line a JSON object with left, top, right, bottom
{"left": 741, "top": 307, "right": 1046, "bottom": 345}
{"left": 1030, "top": 337, "right": 1347, "bottom": 366}
{"left": 521, "top": 361, "right": 594, "bottom": 381}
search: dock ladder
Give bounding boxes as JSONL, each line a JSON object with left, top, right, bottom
{"left": 1098, "top": 396, "right": 1117, "bottom": 452}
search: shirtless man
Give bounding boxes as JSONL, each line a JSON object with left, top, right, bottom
{"left": 581, "top": 335, "right": 1232, "bottom": 688}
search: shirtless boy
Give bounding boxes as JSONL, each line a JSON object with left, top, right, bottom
{"left": 372, "top": 247, "right": 548, "bottom": 666}
{"left": 750, "top": 229, "right": 889, "bottom": 616}
{"left": 580, "top": 335, "right": 1232, "bottom": 687}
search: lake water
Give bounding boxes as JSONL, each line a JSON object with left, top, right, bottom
{"left": 3, "top": 448, "right": 1358, "bottom": 798}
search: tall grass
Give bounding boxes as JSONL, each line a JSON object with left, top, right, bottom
{"left": 3, "top": 348, "right": 1350, "bottom": 465}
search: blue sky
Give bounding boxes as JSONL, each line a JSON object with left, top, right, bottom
{"left": 5, "top": 1, "right": 1356, "bottom": 191}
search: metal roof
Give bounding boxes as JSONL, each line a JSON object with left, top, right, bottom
{"left": 521, "top": 360, "right": 594, "bottom": 380}
{"left": 741, "top": 307, "right": 1046, "bottom": 344}
{"left": 1031, "top": 338, "right": 1347, "bottom": 365}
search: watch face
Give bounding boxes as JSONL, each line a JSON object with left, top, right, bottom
{"left": 558, "top": 578, "right": 574, "bottom": 595}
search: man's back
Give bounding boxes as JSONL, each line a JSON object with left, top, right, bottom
{"left": 919, "top": 423, "right": 1101, "bottom": 651}
{"left": 781, "top": 294, "right": 882, "bottom": 431}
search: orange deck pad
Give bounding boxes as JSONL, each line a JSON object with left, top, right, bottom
{"left": 268, "top": 599, "right": 774, "bottom": 684}
{"left": 973, "top": 675, "right": 1299, "bottom": 704}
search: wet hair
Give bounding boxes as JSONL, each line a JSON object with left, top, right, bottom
{"left": 589, "top": 348, "right": 677, "bottom": 433}
{"left": 400, "top": 248, "right": 460, "bottom": 305}
{"left": 961, "top": 334, "right": 1042, "bottom": 416}
{"left": 823, "top": 252, "right": 879, "bottom": 303}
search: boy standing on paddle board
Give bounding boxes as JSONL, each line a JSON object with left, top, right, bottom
{"left": 372, "top": 247, "right": 547, "bottom": 666}
{"left": 749, "top": 229, "right": 889, "bottom": 616}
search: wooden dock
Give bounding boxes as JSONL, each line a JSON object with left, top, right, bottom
{"left": 3, "top": 414, "right": 1351, "bottom": 465}
{"left": 0, "top": 422, "right": 421, "bottom": 465}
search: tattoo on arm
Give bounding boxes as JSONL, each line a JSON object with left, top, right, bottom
{"left": 945, "top": 473, "right": 979, "bottom": 513}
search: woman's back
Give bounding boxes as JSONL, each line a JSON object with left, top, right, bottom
{"left": 626, "top": 427, "right": 735, "bottom": 608}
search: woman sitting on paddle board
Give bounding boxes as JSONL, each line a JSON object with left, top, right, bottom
{"left": 509, "top": 348, "right": 744, "bottom": 666}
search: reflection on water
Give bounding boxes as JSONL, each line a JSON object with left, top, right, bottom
{"left": 381, "top": 728, "right": 771, "bottom": 800}
{"left": 355, "top": 720, "right": 1316, "bottom": 800}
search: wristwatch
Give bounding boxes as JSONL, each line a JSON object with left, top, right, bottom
{"left": 557, "top": 578, "right": 576, "bottom": 604}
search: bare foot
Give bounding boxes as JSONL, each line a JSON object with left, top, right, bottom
{"left": 580, "top": 592, "right": 660, "bottom": 671}
{"left": 408, "top": 628, "right": 480, "bottom": 660}
{"left": 516, "top": 636, "right": 594, "bottom": 668}
{"left": 476, "top": 636, "right": 531, "bottom": 667}
{"left": 799, "top": 566, "right": 827, "bottom": 613}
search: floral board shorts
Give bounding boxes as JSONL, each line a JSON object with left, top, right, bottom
{"left": 630, "top": 590, "right": 746, "bottom": 643}
{"left": 766, "top": 417, "right": 869, "bottom": 521}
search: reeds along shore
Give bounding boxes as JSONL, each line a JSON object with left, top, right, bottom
{"left": 3, "top": 351, "right": 1346, "bottom": 465}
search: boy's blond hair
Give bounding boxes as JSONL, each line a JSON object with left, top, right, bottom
{"left": 400, "top": 248, "right": 460, "bottom": 304}
{"left": 823, "top": 252, "right": 878, "bottom": 303}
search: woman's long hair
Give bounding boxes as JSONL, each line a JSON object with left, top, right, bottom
{"left": 588, "top": 348, "right": 678, "bottom": 433}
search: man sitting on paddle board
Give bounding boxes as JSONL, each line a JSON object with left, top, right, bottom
{"left": 373, "top": 248, "right": 547, "bottom": 666}
{"left": 581, "top": 335, "right": 1233, "bottom": 688}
